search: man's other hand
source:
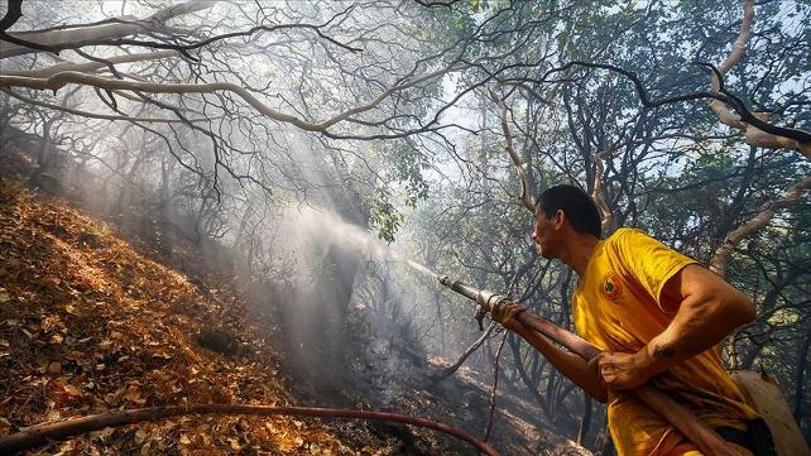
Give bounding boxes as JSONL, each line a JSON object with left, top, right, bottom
{"left": 491, "top": 302, "right": 526, "bottom": 331}
{"left": 590, "top": 350, "right": 657, "bottom": 391}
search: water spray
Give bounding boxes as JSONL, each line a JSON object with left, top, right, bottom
{"left": 404, "top": 259, "right": 439, "bottom": 280}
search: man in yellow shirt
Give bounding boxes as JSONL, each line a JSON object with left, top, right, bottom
{"left": 494, "top": 184, "right": 775, "bottom": 455}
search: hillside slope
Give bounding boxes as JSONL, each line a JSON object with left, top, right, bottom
{"left": 0, "top": 183, "right": 391, "bottom": 455}
{"left": 0, "top": 139, "right": 594, "bottom": 455}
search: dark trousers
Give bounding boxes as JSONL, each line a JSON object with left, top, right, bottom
{"left": 714, "top": 418, "right": 777, "bottom": 455}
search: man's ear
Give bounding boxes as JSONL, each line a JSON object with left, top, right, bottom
{"left": 553, "top": 209, "right": 565, "bottom": 229}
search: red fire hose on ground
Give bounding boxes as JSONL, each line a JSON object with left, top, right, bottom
{"left": 0, "top": 404, "right": 501, "bottom": 455}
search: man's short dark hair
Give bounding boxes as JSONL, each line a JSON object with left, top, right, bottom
{"left": 536, "top": 184, "right": 602, "bottom": 238}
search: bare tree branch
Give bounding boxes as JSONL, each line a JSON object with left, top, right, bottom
{"left": 0, "top": 0, "right": 23, "bottom": 32}
{"left": 591, "top": 148, "right": 615, "bottom": 229}
{"left": 0, "top": 0, "right": 218, "bottom": 59}
{"left": 2, "top": 88, "right": 209, "bottom": 123}
{"left": 484, "top": 331, "right": 508, "bottom": 441}
{"left": 709, "top": 0, "right": 755, "bottom": 130}
{"left": 489, "top": 86, "right": 534, "bottom": 213}
{"left": 0, "top": 65, "right": 460, "bottom": 133}
{"left": 710, "top": 174, "right": 811, "bottom": 277}
{"left": 413, "top": 0, "right": 463, "bottom": 8}
{"left": 538, "top": 60, "right": 811, "bottom": 154}
{"left": 433, "top": 321, "right": 498, "bottom": 381}
{"left": 3, "top": 50, "right": 179, "bottom": 79}
{"left": 702, "top": 0, "right": 811, "bottom": 158}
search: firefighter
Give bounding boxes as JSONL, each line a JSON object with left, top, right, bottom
{"left": 493, "top": 184, "right": 775, "bottom": 456}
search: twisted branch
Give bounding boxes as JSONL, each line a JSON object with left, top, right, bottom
{"left": 0, "top": 0, "right": 22, "bottom": 32}
{"left": 490, "top": 87, "right": 535, "bottom": 213}
{"left": 0, "top": 0, "right": 218, "bottom": 59}
{"left": 434, "top": 321, "right": 498, "bottom": 381}
{"left": 709, "top": 174, "right": 811, "bottom": 277}
{"left": 3, "top": 50, "right": 179, "bottom": 79}
{"left": 540, "top": 60, "right": 811, "bottom": 154}
{"left": 708, "top": 0, "right": 754, "bottom": 131}
{"left": 591, "top": 148, "right": 615, "bottom": 228}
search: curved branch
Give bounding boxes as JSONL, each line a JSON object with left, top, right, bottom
{"left": 109, "top": 11, "right": 362, "bottom": 54}
{"left": 0, "top": 65, "right": 459, "bottom": 133}
{"left": 0, "top": 404, "right": 501, "bottom": 455}
{"left": 490, "top": 88, "right": 535, "bottom": 213}
{"left": 544, "top": 60, "right": 811, "bottom": 155}
{"left": 0, "top": 0, "right": 218, "bottom": 59}
{"left": 414, "top": 0, "right": 463, "bottom": 7}
{"left": 433, "top": 321, "right": 498, "bottom": 381}
{"left": 484, "top": 332, "right": 508, "bottom": 441}
{"left": 0, "top": 0, "right": 22, "bottom": 32}
{"left": 0, "top": 2, "right": 358, "bottom": 62}
{"left": 709, "top": 174, "right": 811, "bottom": 277}
{"left": 708, "top": 0, "right": 754, "bottom": 130}
{"left": 700, "top": 0, "right": 811, "bottom": 158}
{"left": 591, "top": 148, "right": 614, "bottom": 229}
{"left": 3, "top": 50, "right": 179, "bottom": 79}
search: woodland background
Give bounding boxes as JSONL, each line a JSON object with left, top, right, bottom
{"left": 0, "top": 0, "right": 809, "bottom": 454}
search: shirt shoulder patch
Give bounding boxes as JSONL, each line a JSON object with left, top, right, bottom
{"left": 601, "top": 271, "right": 623, "bottom": 301}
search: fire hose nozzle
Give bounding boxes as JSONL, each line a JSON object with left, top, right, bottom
{"left": 437, "top": 275, "right": 510, "bottom": 331}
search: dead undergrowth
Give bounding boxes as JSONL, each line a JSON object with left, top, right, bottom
{"left": 0, "top": 183, "right": 394, "bottom": 455}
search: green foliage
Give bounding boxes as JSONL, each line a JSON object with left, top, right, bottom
{"left": 368, "top": 188, "right": 404, "bottom": 243}
{"left": 388, "top": 141, "right": 430, "bottom": 207}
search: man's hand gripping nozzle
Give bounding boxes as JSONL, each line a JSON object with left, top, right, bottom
{"left": 438, "top": 275, "right": 510, "bottom": 330}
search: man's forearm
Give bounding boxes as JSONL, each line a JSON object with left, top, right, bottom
{"left": 641, "top": 272, "right": 756, "bottom": 375}
{"left": 510, "top": 322, "right": 608, "bottom": 402}
{"left": 643, "top": 293, "right": 754, "bottom": 373}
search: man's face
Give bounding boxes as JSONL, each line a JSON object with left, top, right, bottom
{"left": 531, "top": 208, "right": 560, "bottom": 259}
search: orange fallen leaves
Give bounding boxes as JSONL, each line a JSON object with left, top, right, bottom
{"left": 0, "top": 187, "right": 370, "bottom": 454}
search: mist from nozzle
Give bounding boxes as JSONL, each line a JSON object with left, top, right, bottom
{"left": 257, "top": 203, "right": 465, "bottom": 405}
{"left": 265, "top": 204, "right": 439, "bottom": 280}
{"left": 261, "top": 203, "right": 441, "bottom": 334}
{"left": 404, "top": 259, "right": 439, "bottom": 280}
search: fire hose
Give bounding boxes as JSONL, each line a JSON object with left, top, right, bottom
{"left": 438, "top": 275, "right": 741, "bottom": 456}
{"left": 0, "top": 405, "right": 500, "bottom": 455}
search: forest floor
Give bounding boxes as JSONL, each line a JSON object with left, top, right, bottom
{"left": 0, "top": 144, "right": 592, "bottom": 455}
{"left": 0, "top": 181, "right": 378, "bottom": 455}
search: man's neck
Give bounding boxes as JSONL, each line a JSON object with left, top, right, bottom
{"left": 560, "top": 233, "right": 600, "bottom": 277}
